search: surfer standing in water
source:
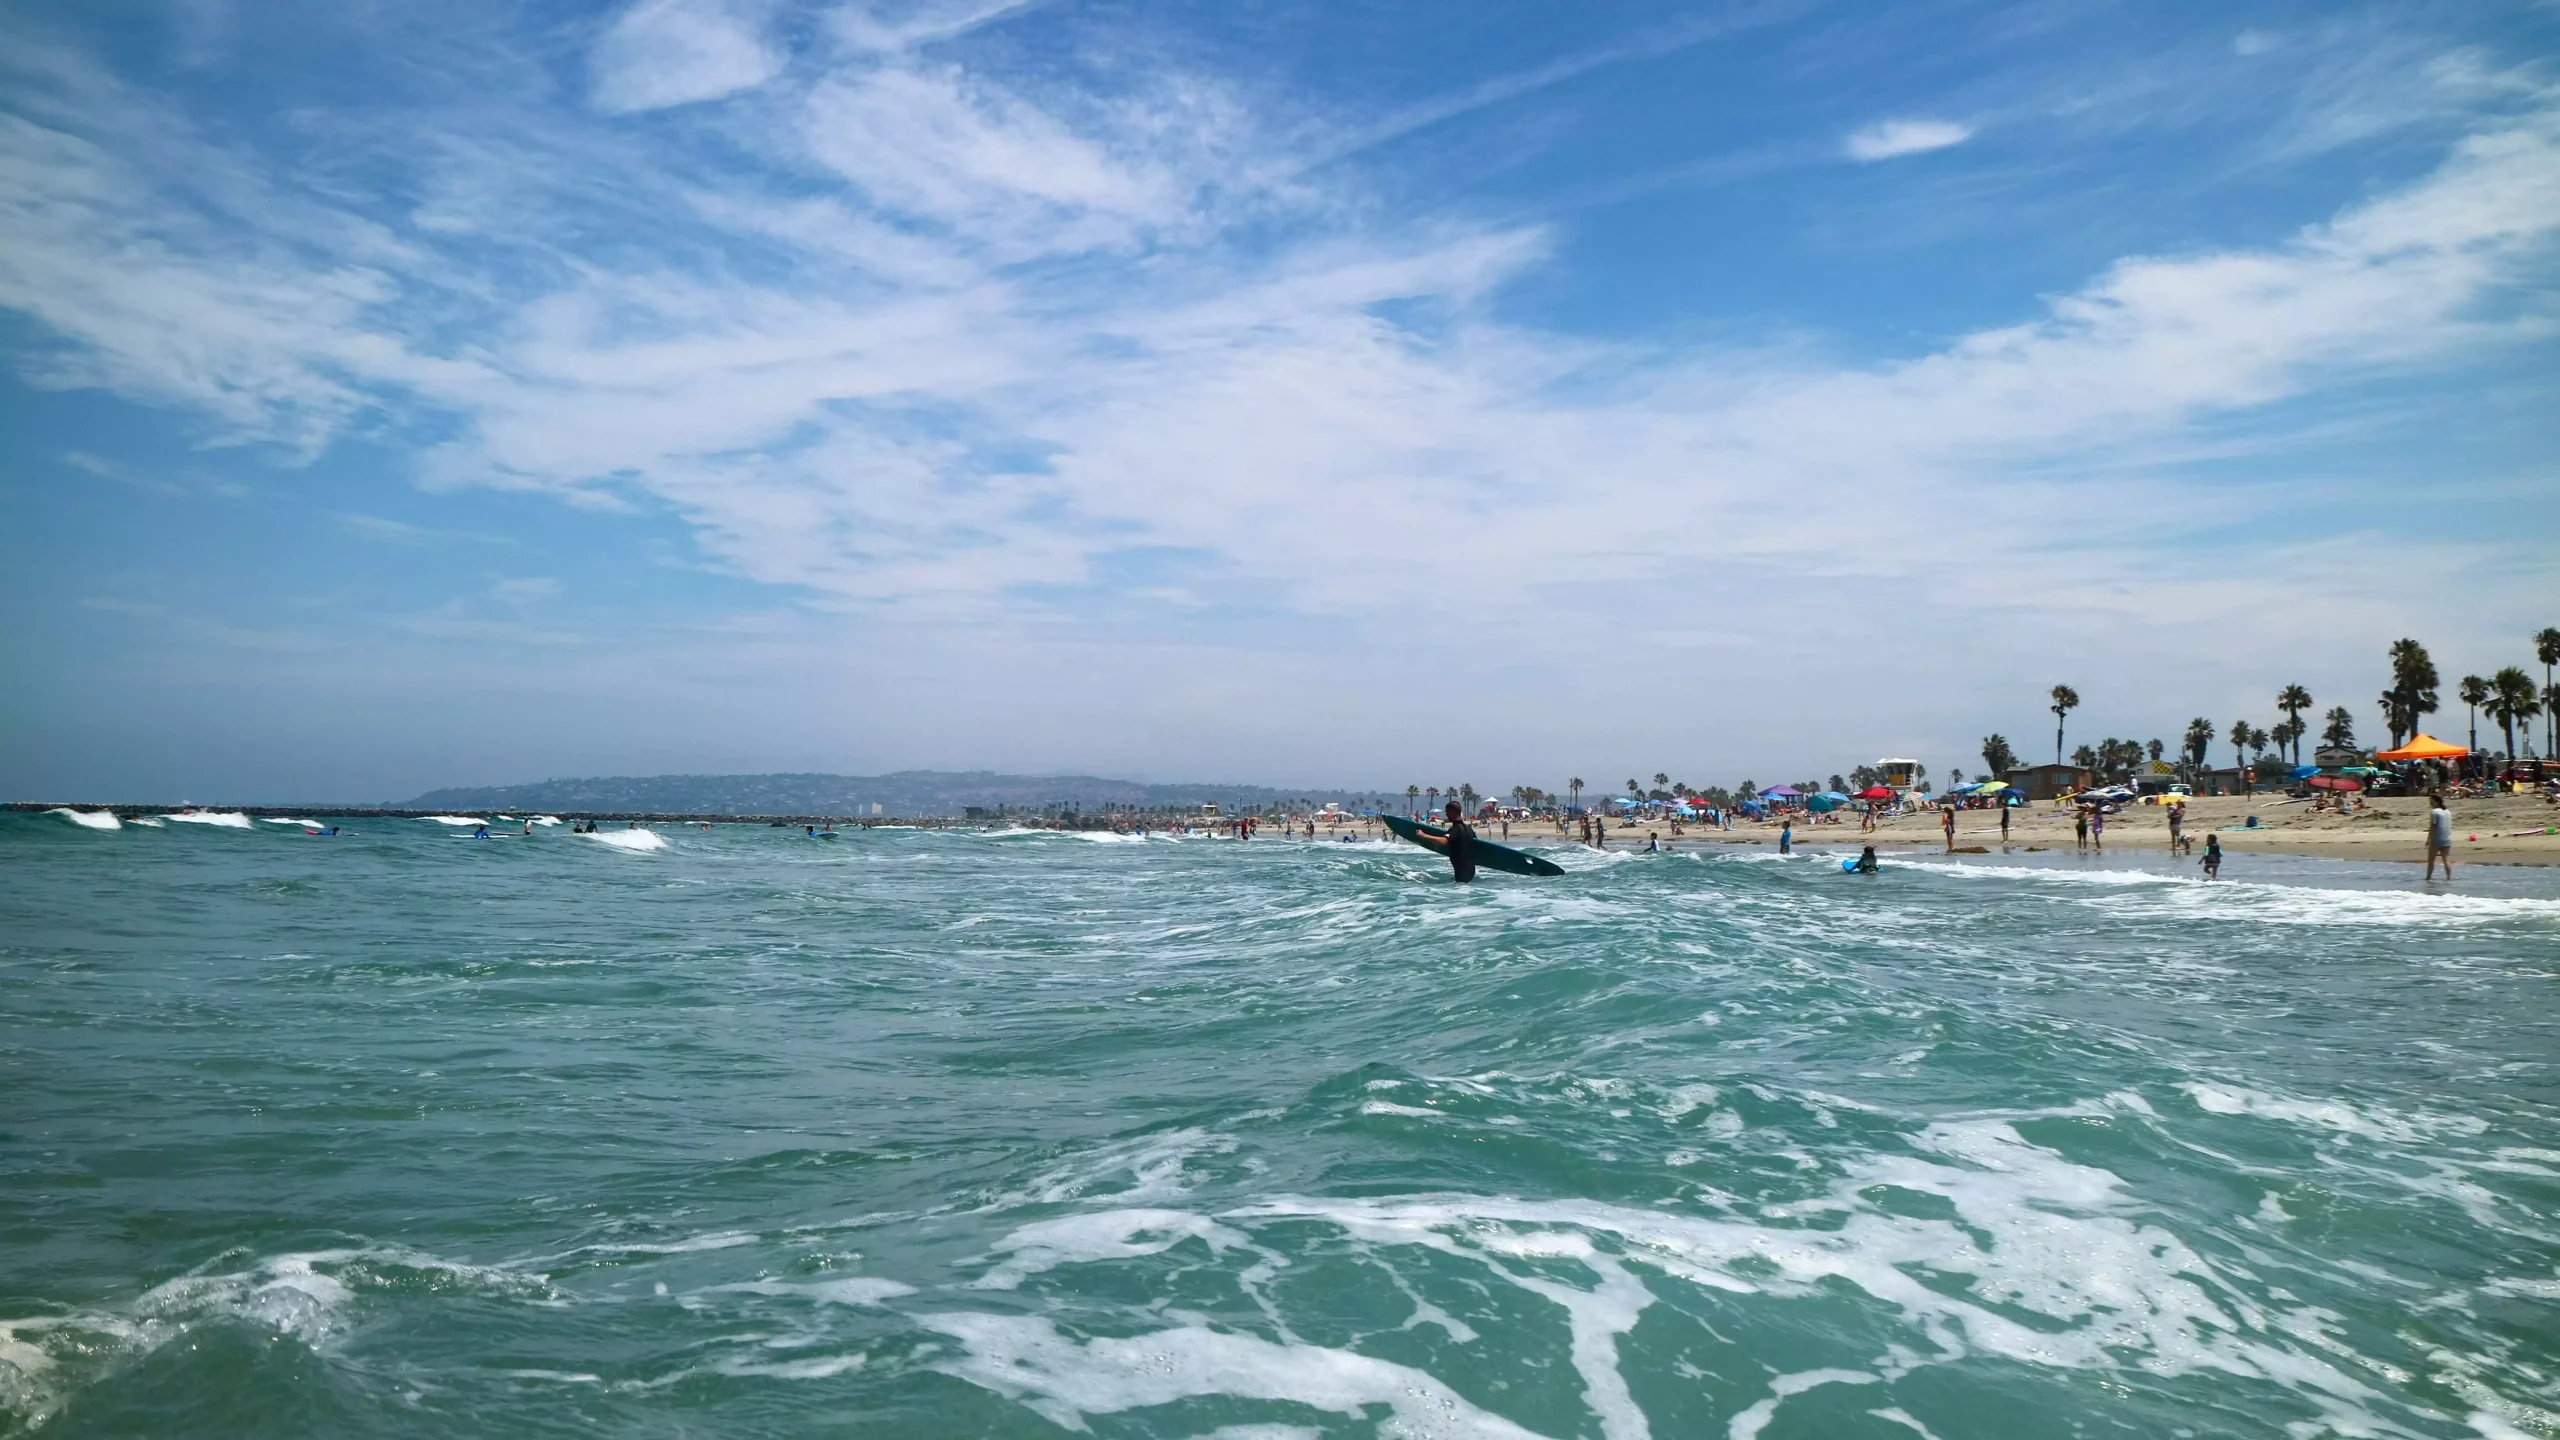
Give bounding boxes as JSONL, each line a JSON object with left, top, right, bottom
{"left": 1437, "top": 799, "right": 1478, "bottom": 883}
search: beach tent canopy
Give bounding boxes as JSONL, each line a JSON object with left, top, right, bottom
{"left": 1762, "top": 785, "right": 1801, "bottom": 797}
{"left": 2376, "top": 734, "right": 2467, "bottom": 761}
{"left": 1855, "top": 785, "right": 1894, "bottom": 800}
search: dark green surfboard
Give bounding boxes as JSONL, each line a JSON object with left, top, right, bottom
{"left": 1380, "top": 814, "right": 1567, "bottom": 877}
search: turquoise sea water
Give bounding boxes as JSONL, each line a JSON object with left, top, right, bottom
{"left": 3, "top": 811, "right": 2556, "bottom": 1438}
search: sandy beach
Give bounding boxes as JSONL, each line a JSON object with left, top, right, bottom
{"left": 1542, "top": 792, "right": 2560, "bottom": 867}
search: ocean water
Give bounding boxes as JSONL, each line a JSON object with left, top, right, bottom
{"left": 4, "top": 815, "right": 2557, "bottom": 1439}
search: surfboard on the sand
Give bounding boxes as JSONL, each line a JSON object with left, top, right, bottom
{"left": 1380, "top": 814, "right": 1566, "bottom": 877}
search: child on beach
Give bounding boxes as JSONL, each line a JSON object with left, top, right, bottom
{"left": 1779, "top": 820, "right": 1793, "bottom": 855}
{"left": 2202, "top": 833, "right": 2222, "bottom": 879}
{"left": 2426, "top": 792, "right": 2454, "bottom": 881}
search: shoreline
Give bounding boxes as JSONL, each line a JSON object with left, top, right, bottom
{"left": 15, "top": 795, "right": 2558, "bottom": 866}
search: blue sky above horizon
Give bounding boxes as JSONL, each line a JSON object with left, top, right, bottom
{"left": 2, "top": 0, "right": 2556, "bottom": 801}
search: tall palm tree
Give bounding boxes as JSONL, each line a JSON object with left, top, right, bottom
{"left": 2380, "top": 638, "right": 2440, "bottom": 748}
{"left": 2489, "top": 667, "right": 2539, "bottom": 759}
{"left": 2458, "top": 675, "right": 2490, "bottom": 755}
{"left": 2539, "top": 628, "right": 2560, "bottom": 757}
{"left": 1625, "top": 778, "right": 1641, "bottom": 801}
{"left": 2182, "top": 717, "right": 2215, "bottom": 775}
{"left": 2050, "top": 685, "right": 2080, "bottom": 765}
{"left": 1424, "top": 785, "right": 1438, "bottom": 816}
{"left": 1652, "top": 773, "right": 1670, "bottom": 798}
{"left": 1406, "top": 784, "right": 1420, "bottom": 817}
{"left": 1567, "top": 777, "right": 1584, "bottom": 813}
{"left": 2227, "top": 719, "right": 2251, "bottom": 771}
{"left": 1980, "top": 734, "right": 2015, "bottom": 776}
{"left": 2276, "top": 685, "right": 2313, "bottom": 762}
{"left": 2321, "top": 706, "right": 2357, "bottom": 751}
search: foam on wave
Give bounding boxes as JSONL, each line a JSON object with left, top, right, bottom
{"left": 160, "top": 811, "right": 252, "bottom": 828}
{"left": 582, "top": 828, "right": 668, "bottom": 852}
{"left": 421, "top": 815, "right": 487, "bottom": 826}
{"left": 43, "top": 808, "right": 120, "bottom": 830}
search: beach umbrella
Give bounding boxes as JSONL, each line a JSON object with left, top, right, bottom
{"left": 2307, "top": 775, "right": 2363, "bottom": 791}
{"left": 1855, "top": 785, "right": 1894, "bottom": 801}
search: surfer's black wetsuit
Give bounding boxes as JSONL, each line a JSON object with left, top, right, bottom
{"left": 1445, "top": 818, "right": 1478, "bottom": 883}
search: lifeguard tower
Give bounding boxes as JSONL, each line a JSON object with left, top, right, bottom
{"left": 1877, "top": 758, "right": 1919, "bottom": 793}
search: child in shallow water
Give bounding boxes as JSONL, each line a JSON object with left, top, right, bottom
{"left": 2201, "top": 833, "right": 2223, "bottom": 879}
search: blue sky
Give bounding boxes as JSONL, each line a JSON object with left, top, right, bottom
{"left": 2, "top": 0, "right": 2555, "bottom": 802}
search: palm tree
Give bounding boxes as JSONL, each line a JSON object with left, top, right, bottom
{"left": 1406, "top": 784, "right": 1420, "bottom": 817}
{"left": 2458, "top": 675, "right": 2490, "bottom": 755}
{"left": 1567, "top": 778, "right": 1583, "bottom": 813}
{"left": 1625, "top": 778, "right": 1641, "bottom": 802}
{"left": 1979, "top": 734, "right": 2015, "bottom": 776}
{"left": 1424, "top": 785, "right": 1438, "bottom": 816}
{"left": 2182, "top": 717, "right": 2215, "bottom": 776}
{"left": 2270, "top": 716, "right": 2304, "bottom": 769}
{"left": 2320, "top": 705, "right": 2357, "bottom": 751}
{"left": 2227, "top": 719, "right": 2252, "bottom": 771}
{"left": 2378, "top": 638, "right": 2440, "bottom": 748}
{"left": 2276, "top": 685, "right": 2313, "bottom": 762}
{"left": 1652, "top": 773, "right": 1670, "bottom": 799}
{"left": 2538, "top": 628, "right": 2560, "bottom": 757}
{"left": 2489, "top": 667, "right": 2539, "bottom": 759}
{"left": 1459, "top": 783, "right": 1478, "bottom": 813}
{"left": 2050, "top": 685, "right": 2080, "bottom": 765}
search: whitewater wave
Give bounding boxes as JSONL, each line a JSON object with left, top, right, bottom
{"left": 1895, "top": 858, "right": 2560, "bottom": 927}
{"left": 914, "top": 1114, "right": 2414, "bottom": 1439}
{"left": 0, "top": 1246, "right": 547, "bottom": 1431}
{"left": 582, "top": 829, "right": 667, "bottom": 853}
{"left": 160, "top": 811, "right": 252, "bottom": 828}
{"left": 531, "top": 816, "right": 562, "bottom": 827}
{"left": 43, "top": 808, "right": 119, "bottom": 830}
{"left": 420, "top": 815, "right": 487, "bottom": 827}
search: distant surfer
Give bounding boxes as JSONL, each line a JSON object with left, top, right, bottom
{"left": 472, "top": 823, "right": 489, "bottom": 839}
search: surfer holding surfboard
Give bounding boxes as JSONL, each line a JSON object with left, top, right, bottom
{"left": 1381, "top": 802, "right": 1566, "bottom": 879}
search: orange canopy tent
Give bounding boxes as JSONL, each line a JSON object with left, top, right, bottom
{"left": 2376, "top": 734, "right": 2468, "bottom": 761}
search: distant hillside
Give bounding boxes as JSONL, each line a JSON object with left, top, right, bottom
{"left": 400, "top": 770, "right": 1383, "bottom": 817}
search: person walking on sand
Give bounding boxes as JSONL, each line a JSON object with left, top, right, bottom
{"left": 1999, "top": 802, "right": 2011, "bottom": 844}
{"left": 2426, "top": 791, "right": 2455, "bottom": 881}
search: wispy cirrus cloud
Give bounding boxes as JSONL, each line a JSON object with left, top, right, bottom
{"left": 1843, "top": 117, "right": 1973, "bottom": 161}
{"left": 590, "top": 0, "right": 785, "bottom": 114}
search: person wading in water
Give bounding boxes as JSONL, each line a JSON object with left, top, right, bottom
{"left": 1424, "top": 799, "right": 1478, "bottom": 884}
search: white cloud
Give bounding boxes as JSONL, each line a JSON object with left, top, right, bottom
{"left": 1843, "top": 118, "right": 1973, "bottom": 161}
{"left": 591, "top": 0, "right": 783, "bottom": 115}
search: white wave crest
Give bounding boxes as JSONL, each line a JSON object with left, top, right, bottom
{"left": 582, "top": 828, "right": 667, "bottom": 852}
{"left": 420, "top": 815, "right": 487, "bottom": 826}
{"left": 0, "top": 1246, "right": 546, "bottom": 1430}
{"left": 43, "top": 808, "right": 119, "bottom": 830}
{"left": 160, "top": 811, "right": 252, "bottom": 828}
{"left": 531, "top": 815, "right": 563, "bottom": 826}
{"left": 1895, "top": 858, "right": 2560, "bottom": 927}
